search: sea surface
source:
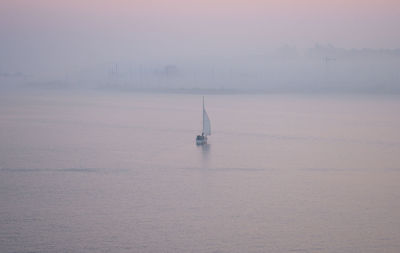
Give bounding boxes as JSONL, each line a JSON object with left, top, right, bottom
{"left": 1, "top": 91, "right": 400, "bottom": 253}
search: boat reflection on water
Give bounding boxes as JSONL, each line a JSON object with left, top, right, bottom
{"left": 201, "top": 143, "right": 210, "bottom": 155}
{"left": 198, "top": 143, "right": 211, "bottom": 167}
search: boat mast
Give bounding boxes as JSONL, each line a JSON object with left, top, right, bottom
{"left": 202, "top": 96, "right": 204, "bottom": 135}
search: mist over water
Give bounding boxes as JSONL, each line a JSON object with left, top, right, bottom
{"left": 1, "top": 1, "right": 400, "bottom": 93}
{"left": 1, "top": 92, "right": 400, "bottom": 253}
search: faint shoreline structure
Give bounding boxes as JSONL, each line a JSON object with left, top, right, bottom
{"left": 3, "top": 45, "right": 399, "bottom": 94}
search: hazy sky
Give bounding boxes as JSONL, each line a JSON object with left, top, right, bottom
{"left": 1, "top": 0, "right": 400, "bottom": 77}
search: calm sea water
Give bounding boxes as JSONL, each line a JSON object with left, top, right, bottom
{"left": 1, "top": 91, "right": 400, "bottom": 253}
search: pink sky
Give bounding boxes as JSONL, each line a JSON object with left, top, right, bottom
{"left": 2, "top": 0, "right": 400, "bottom": 48}
{"left": 1, "top": 0, "right": 399, "bottom": 75}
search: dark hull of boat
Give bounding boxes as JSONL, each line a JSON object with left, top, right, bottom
{"left": 196, "top": 135, "right": 207, "bottom": 145}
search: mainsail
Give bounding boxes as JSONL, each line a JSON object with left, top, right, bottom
{"left": 202, "top": 97, "right": 211, "bottom": 136}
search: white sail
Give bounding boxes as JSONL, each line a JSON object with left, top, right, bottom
{"left": 202, "top": 98, "right": 211, "bottom": 136}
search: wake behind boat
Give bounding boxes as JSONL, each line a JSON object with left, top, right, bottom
{"left": 196, "top": 96, "right": 211, "bottom": 145}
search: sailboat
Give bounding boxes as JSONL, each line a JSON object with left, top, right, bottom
{"left": 196, "top": 96, "right": 211, "bottom": 145}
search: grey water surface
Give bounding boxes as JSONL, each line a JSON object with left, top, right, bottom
{"left": 1, "top": 92, "right": 400, "bottom": 253}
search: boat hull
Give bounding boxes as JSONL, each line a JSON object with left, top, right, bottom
{"left": 196, "top": 135, "right": 207, "bottom": 145}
